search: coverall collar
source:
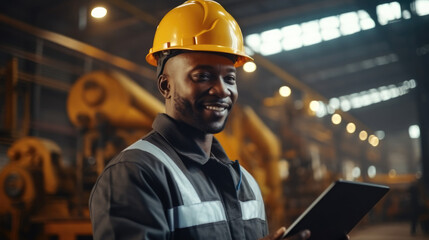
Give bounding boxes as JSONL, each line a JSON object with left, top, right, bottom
{"left": 152, "top": 114, "right": 231, "bottom": 165}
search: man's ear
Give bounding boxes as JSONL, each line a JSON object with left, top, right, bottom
{"left": 158, "top": 74, "right": 171, "bottom": 99}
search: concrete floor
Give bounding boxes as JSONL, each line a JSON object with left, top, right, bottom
{"left": 349, "top": 222, "right": 429, "bottom": 240}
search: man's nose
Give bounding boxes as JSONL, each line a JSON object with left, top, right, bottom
{"left": 208, "top": 77, "right": 230, "bottom": 97}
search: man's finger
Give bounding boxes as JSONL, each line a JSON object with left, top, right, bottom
{"left": 285, "top": 230, "right": 311, "bottom": 240}
{"left": 259, "top": 227, "right": 286, "bottom": 240}
{"left": 271, "top": 227, "right": 287, "bottom": 240}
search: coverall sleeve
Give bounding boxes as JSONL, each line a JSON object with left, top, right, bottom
{"left": 89, "top": 161, "right": 171, "bottom": 240}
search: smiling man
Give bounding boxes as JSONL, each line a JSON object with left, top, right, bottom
{"left": 89, "top": 0, "right": 312, "bottom": 239}
{"left": 161, "top": 52, "right": 237, "bottom": 135}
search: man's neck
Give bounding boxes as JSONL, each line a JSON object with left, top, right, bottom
{"left": 173, "top": 118, "right": 213, "bottom": 156}
{"left": 193, "top": 134, "right": 213, "bottom": 156}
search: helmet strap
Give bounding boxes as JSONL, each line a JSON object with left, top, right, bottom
{"left": 156, "top": 50, "right": 186, "bottom": 78}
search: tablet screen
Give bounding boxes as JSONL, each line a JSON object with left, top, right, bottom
{"left": 283, "top": 180, "right": 389, "bottom": 240}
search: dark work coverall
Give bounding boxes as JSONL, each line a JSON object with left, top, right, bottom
{"left": 89, "top": 114, "right": 268, "bottom": 239}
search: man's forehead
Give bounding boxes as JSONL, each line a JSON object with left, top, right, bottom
{"left": 192, "top": 64, "right": 237, "bottom": 73}
{"left": 174, "top": 51, "right": 236, "bottom": 66}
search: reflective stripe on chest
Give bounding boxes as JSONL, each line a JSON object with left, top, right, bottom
{"left": 125, "top": 139, "right": 265, "bottom": 231}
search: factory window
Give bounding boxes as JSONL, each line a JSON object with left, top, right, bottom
{"left": 245, "top": 1, "right": 428, "bottom": 56}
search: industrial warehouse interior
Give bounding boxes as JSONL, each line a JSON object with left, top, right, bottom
{"left": 0, "top": 0, "right": 428, "bottom": 239}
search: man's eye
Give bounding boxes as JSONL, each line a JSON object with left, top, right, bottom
{"left": 224, "top": 75, "right": 236, "bottom": 84}
{"left": 192, "top": 72, "right": 212, "bottom": 81}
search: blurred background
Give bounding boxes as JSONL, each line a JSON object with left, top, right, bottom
{"left": 0, "top": 0, "right": 428, "bottom": 239}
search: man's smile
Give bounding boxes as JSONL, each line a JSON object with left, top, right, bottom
{"left": 203, "top": 102, "right": 230, "bottom": 112}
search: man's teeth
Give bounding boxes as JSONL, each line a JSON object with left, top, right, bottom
{"left": 205, "top": 105, "right": 226, "bottom": 111}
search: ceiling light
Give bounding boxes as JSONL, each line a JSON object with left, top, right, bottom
{"left": 328, "top": 79, "right": 416, "bottom": 112}
{"left": 260, "top": 42, "right": 282, "bottom": 56}
{"left": 359, "top": 130, "right": 368, "bottom": 141}
{"left": 358, "top": 10, "right": 376, "bottom": 30}
{"left": 369, "top": 88, "right": 381, "bottom": 103}
{"left": 352, "top": 166, "right": 361, "bottom": 178}
{"left": 409, "top": 124, "right": 420, "bottom": 139}
{"left": 91, "top": 6, "right": 107, "bottom": 19}
{"left": 377, "top": 2, "right": 402, "bottom": 25}
{"left": 309, "top": 100, "right": 320, "bottom": 112}
{"left": 282, "top": 24, "right": 303, "bottom": 50}
{"left": 260, "top": 29, "right": 282, "bottom": 55}
{"left": 279, "top": 86, "right": 291, "bottom": 97}
{"left": 415, "top": 0, "right": 429, "bottom": 16}
{"left": 245, "top": 34, "right": 261, "bottom": 52}
{"left": 301, "top": 20, "right": 322, "bottom": 46}
{"left": 368, "top": 135, "right": 379, "bottom": 147}
{"left": 315, "top": 103, "right": 328, "bottom": 118}
{"left": 331, "top": 113, "right": 342, "bottom": 125}
{"left": 246, "top": 3, "right": 423, "bottom": 56}
{"left": 368, "top": 166, "right": 376, "bottom": 178}
{"left": 329, "top": 98, "right": 340, "bottom": 109}
{"left": 402, "top": 10, "right": 411, "bottom": 19}
{"left": 375, "top": 130, "right": 385, "bottom": 140}
{"left": 339, "top": 12, "right": 361, "bottom": 35}
{"left": 243, "top": 62, "right": 257, "bottom": 72}
{"left": 320, "top": 16, "right": 341, "bottom": 41}
{"left": 340, "top": 98, "right": 351, "bottom": 112}
{"left": 350, "top": 93, "right": 363, "bottom": 108}
{"left": 346, "top": 122, "right": 356, "bottom": 133}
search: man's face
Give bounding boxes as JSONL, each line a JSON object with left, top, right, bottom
{"left": 162, "top": 52, "right": 238, "bottom": 134}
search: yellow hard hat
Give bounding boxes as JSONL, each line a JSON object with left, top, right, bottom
{"left": 146, "top": 0, "right": 253, "bottom": 67}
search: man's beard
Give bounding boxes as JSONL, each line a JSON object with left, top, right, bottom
{"left": 173, "top": 92, "right": 228, "bottom": 134}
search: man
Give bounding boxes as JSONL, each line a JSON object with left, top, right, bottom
{"left": 89, "top": 0, "right": 312, "bottom": 239}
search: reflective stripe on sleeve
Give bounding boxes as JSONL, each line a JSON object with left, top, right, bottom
{"left": 167, "top": 200, "right": 226, "bottom": 231}
{"left": 240, "top": 167, "right": 266, "bottom": 221}
{"left": 240, "top": 200, "right": 265, "bottom": 221}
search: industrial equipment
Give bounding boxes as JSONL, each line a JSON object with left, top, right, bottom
{"left": 0, "top": 137, "right": 75, "bottom": 240}
{"left": 67, "top": 70, "right": 164, "bottom": 175}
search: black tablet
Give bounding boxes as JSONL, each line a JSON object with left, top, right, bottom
{"left": 283, "top": 180, "right": 389, "bottom": 240}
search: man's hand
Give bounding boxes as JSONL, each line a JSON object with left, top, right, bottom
{"left": 259, "top": 227, "right": 311, "bottom": 240}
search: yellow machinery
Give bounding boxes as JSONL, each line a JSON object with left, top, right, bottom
{"left": 67, "top": 70, "right": 163, "bottom": 129}
{"left": 0, "top": 137, "right": 75, "bottom": 240}
{"left": 67, "top": 70, "right": 164, "bottom": 175}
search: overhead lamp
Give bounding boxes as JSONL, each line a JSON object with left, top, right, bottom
{"left": 359, "top": 130, "right": 368, "bottom": 141}
{"left": 91, "top": 6, "right": 107, "bottom": 18}
{"left": 279, "top": 86, "right": 291, "bottom": 97}
{"left": 243, "top": 62, "right": 257, "bottom": 72}
{"left": 409, "top": 124, "right": 420, "bottom": 139}
{"left": 309, "top": 100, "right": 320, "bottom": 112}
{"left": 368, "top": 134, "right": 379, "bottom": 147}
{"left": 352, "top": 166, "right": 361, "bottom": 179}
{"left": 367, "top": 165, "right": 376, "bottom": 178}
{"left": 375, "top": 130, "right": 385, "bottom": 140}
{"left": 331, "top": 113, "right": 342, "bottom": 125}
{"left": 346, "top": 122, "right": 356, "bottom": 133}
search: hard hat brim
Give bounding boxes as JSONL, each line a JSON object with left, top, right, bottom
{"left": 146, "top": 45, "right": 253, "bottom": 67}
